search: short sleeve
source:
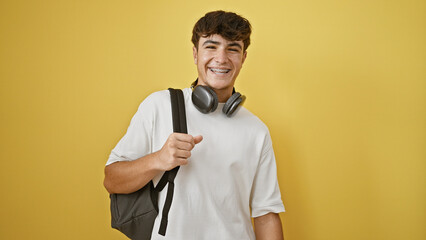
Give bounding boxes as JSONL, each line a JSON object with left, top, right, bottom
{"left": 105, "top": 94, "right": 156, "bottom": 166}
{"left": 250, "top": 135, "right": 285, "bottom": 217}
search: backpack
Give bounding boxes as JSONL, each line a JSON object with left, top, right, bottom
{"left": 109, "top": 88, "right": 187, "bottom": 239}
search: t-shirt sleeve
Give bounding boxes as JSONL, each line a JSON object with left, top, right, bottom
{"left": 250, "top": 134, "right": 285, "bottom": 218}
{"left": 105, "top": 95, "right": 156, "bottom": 166}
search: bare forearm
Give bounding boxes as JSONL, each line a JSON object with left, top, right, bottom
{"left": 104, "top": 133, "right": 203, "bottom": 194}
{"left": 254, "top": 213, "right": 284, "bottom": 240}
{"left": 103, "top": 151, "right": 162, "bottom": 194}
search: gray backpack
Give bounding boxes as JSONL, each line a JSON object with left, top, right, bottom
{"left": 109, "top": 88, "right": 186, "bottom": 239}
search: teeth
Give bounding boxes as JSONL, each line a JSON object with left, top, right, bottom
{"left": 210, "top": 68, "right": 230, "bottom": 73}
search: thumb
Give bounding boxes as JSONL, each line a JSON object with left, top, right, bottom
{"left": 193, "top": 135, "right": 203, "bottom": 145}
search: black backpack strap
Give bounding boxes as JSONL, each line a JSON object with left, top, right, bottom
{"left": 154, "top": 172, "right": 169, "bottom": 192}
{"left": 157, "top": 88, "right": 187, "bottom": 236}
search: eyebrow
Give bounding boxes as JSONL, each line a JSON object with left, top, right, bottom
{"left": 228, "top": 42, "right": 243, "bottom": 50}
{"left": 203, "top": 40, "right": 220, "bottom": 46}
{"left": 202, "top": 40, "right": 243, "bottom": 50}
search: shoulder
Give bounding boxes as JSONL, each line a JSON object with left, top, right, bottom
{"left": 235, "top": 107, "right": 273, "bottom": 152}
{"left": 137, "top": 89, "right": 171, "bottom": 110}
{"left": 141, "top": 88, "right": 190, "bottom": 105}
{"left": 142, "top": 89, "right": 170, "bottom": 104}
{"left": 236, "top": 107, "right": 270, "bottom": 133}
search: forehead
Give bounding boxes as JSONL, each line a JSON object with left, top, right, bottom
{"left": 199, "top": 34, "right": 244, "bottom": 45}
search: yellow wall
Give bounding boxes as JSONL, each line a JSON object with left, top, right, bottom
{"left": 1, "top": 0, "right": 425, "bottom": 239}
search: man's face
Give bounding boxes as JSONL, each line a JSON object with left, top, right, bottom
{"left": 193, "top": 34, "right": 247, "bottom": 94}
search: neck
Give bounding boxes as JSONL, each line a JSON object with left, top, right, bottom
{"left": 214, "top": 87, "right": 233, "bottom": 103}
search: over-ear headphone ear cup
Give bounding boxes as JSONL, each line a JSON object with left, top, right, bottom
{"left": 204, "top": 86, "right": 218, "bottom": 112}
{"left": 226, "top": 97, "right": 243, "bottom": 117}
{"left": 192, "top": 85, "right": 219, "bottom": 113}
{"left": 223, "top": 92, "right": 242, "bottom": 117}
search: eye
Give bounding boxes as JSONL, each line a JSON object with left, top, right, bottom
{"left": 205, "top": 45, "right": 216, "bottom": 49}
{"left": 228, "top": 48, "right": 240, "bottom": 52}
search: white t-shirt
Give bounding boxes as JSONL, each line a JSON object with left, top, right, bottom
{"left": 107, "top": 88, "right": 285, "bottom": 239}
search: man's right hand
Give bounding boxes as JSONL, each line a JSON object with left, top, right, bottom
{"left": 156, "top": 133, "right": 203, "bottom": 171}
{"left": 104, "top": 133, "right": 203, "bottom": 194}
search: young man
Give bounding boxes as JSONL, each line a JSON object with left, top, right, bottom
{"left": 104, "top": 10, "right": 285, "bottom": 239}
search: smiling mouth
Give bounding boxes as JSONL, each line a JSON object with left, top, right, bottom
{"left": 209, "top": 68, "right": 231, "bottom": 74}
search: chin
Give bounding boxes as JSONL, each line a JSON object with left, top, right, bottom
{"left": 206, "top": 76, "right": 234, "bottom": 88}
{"left": 207, "top": 80, "right": 233, "bottom": 91}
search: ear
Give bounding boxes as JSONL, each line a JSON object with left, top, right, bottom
{"left": 242, "top": 51, "right": 247, "bottom": 65}
{"left": 192, "top": 46, "right": 198, "bottom": 64}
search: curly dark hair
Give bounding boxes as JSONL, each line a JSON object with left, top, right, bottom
{"left": 191, "top": 10, "right": 252, "bottom": 51}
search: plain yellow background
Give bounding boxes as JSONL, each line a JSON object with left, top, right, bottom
{"left": 1, "top": 0, "right": 425, "bottom": 239}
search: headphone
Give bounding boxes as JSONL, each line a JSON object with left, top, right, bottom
{"left": 191, "top": 79, "right": 246, "bottom": 117}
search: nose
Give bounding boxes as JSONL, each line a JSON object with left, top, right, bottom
{"left": 214, "top": 49, "right": 228, "bottom": 64}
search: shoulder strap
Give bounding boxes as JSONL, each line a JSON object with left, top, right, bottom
{"left": 157, "top": 88, "right": 187, "bottom": 236}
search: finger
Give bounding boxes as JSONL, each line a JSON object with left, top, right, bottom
{"left": 172, "top": 133, "right": 194, "bottom": 143}
{"left": 175, "top": 141, "right": 194, "bottom": 151}
{"left": 166, "top": 157, "right": 188, "bottom": 170}
{"left": 173, "top": 149, "right": 191, "bottom": 159}
{"left": 177, "top": 158, "right": 189, "bottom": 166}
{"left": 194, "top": 135, "right": 203, "bottom": 144}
